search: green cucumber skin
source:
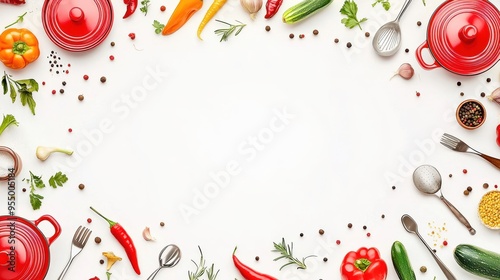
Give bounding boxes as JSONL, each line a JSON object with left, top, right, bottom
{"left": 454, "top": 244, "right": 500, "bottom": 280}
{"left": 391, "top": 241, "right": 416, "bottom": 280}
{"left": 282, "top": 0, "right": 333, "bottom": 24}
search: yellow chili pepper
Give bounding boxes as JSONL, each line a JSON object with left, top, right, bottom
{"left": 162, "top": 0, "right": 203, "bottom": 36}
{"left": 197, "top": 0, "right": 227, "bottom": 40}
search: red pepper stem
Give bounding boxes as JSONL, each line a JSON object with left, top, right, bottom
{"left": 90, "top": 206, "right": 117, "bottom": 227}
{"left": 233, "top": 246, "right": 238, "bottom": 255}
{"left": 354, "top": 258, "right": 371, "bottom": 272}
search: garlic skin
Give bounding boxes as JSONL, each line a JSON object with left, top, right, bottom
{"left": 240, "top": 0, "right": 263, "bottom": 19}
{"left": 142, "top": 227, "right": 156, "bottom": 241}
{"left": 391, "top": 63, "right": 414, "bottom": 80}
{"left": 487, "top": 87, "right": 500, "bottom": 105}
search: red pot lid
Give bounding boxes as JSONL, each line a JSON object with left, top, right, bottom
{"left": 0, "top": 216, "right": 60, "bottom": 280}
{"left": 42, "top": 0, "right": 114, "bottom": 52}
{"left": 426, "top": 0, "right": 500, "bottom": 75}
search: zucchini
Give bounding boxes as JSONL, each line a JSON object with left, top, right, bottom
{"left": 391, "top": 241, "right": 416, "bottom": 280}
{"left": 454, "top": 244, "right": 500, "bottom": 280}
{"left": 282, "top": 0, "right": 333, "bottom": 24}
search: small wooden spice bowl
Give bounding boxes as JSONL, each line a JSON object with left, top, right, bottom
{"left": 478, "top": 190, "right": 500, "bottom": 230}
{"left": 456, "top": 99, "right": 486, "bottom": 130}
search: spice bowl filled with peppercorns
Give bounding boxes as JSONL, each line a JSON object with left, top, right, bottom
{"left": 456, "top": 99, "right": 486, "bottom": 129}
{"left": 478, "top": 190, "right": 500, "bottom": 230}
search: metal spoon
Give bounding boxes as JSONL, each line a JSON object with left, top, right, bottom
{"left": 412, "top": 164, "right": 476, "bottom": 235}
{"left": 372, "top": 0, "right": 412, "bottom": 56}
{"left": 402, "top": 214, "right": 457, "bottom": 280}
{"left": 146, "top": 244, "right": 182, "bottom": 280}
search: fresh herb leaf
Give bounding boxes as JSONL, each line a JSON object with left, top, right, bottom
{"left": 30, "top": 171, "right": 45, "bottom": 189}
{"left": 214, "top": 20, "right": 246, "bottom": 42}
{"left": 422, "top": 0, "right": 426, "bottom": 5}
{"left": 0, "top": 114, "right": 18, "bottom": 136}
{"left": 2, "top": 72, "right": 39, "bottom": 115}
{"left": 206, "top": 263, "right": 220, "bottom": 280}
{"left": 153, "top": 20, "right": 165, "bottom": 34}
{"left": 5, "top": 12, "right": 27, "bottom": 29}
{"left": 28, "top": 171, "right": 45, "bottom": 210}
{"left": 30, "top": 193, "right": 44, "bottom": 210}
{"left": 188, "top": 246, "right": 218, "bottom": 280}
{"left": 272, "top": 238, "right": 316, "bottom": 270}
{"left": 340, "top": 0, "right": 367, "bottom": 30}
{"left": 49, "top": 171, "right": 68, "bottom": 188}
{"left": 140, "top": 0, "right": 151, "bottom": 15}
{"left": 372, "top": 0, "right": 391, "bottom": 11}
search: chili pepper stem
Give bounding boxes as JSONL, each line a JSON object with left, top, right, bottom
{"left": 90, "top": 206, "right": 117, "bottom": 227}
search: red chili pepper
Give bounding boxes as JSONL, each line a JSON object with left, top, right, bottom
{"left": 123, "top": 0, "right": 138, "bottom": 18}
{"left": 90, "top": 207, "right": 141, "bottom": 275}
{"left": 340, "top": 247, "right": 387, "bottom": 280}
{"left": 0, "top": 0, "right": 25, "bottom": 4}
{"left": 233, "top": 247, "right": 277, "bottom": 280}
{"left": 264, "top": 0, "right": 284, "bottom": 19}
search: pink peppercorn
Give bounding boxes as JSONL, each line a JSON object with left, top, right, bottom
{"left": 68, "top": 128, "right": 73, "bottom": 133}
{"left": 42, "top": 81, "right": 46, "bottom": 86}
{"left": 128, "top": 33, "right": 136, "bottom": 40}
{"left": 336, "top": 240, "right": 341, "bottom": 245}
{"left": 160, "top": 5, "right": 166, "bottom": 11}
{"left": 87, "top": 218, "right": 92, "bottom": 223}
{"left": 109, "top": 55, "right": 114, "bottom": 61}
{"left": 463, "top": 169, "right": 467, "bottom": 174}
{"left": 83, "top": 74, "right": 89, "bottom": 80}
{"left": 443, "top": 240, "right": 448, "bottom": 246}
{"left": 51, "top": 90, "right": 56, "bottom": 94}
{"left": 367, "top": 232, "right": 371, "bottom": 237}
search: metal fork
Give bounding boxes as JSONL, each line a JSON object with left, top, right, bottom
{"left": 440, "top": 133, "right": 500, "bottom": 169}
{"left": 57, "top": 226, "right": 92, "bottom": 280}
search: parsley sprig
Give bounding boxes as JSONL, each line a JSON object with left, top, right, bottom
{"left": 372, "top": 0, "right": 391, "bottom": 11}
{"left": 0, "top": 114, "right": 18, "bottom": 136}
{"left": 26, "top": 171, "right": 68, "bottom": 210}
{"left": 152, "top": 20, "right": 165, "bottom": 34}
{"left": 5, "top": 12, "right": 27, "bottom": 29}
{"left": 140, "top": 0, "right": 151, "bottom": 15}
{"left": 2, "top": 71, "right": 39, "bottom": 115}
{"left": 272, "top": 238, "right": 316, "bottom": 270}
{"left": 340, "top": 0, "right": 367, "bottom": 30}
{"left": 188, "top": 246, "right": 219, "bottom": 280}
{"left": 214, "top": 20, "right": 246, "bottom": 42}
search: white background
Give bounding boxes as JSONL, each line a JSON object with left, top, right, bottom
{"left": 0, "top": 0, "right": 500, "bottom": 279}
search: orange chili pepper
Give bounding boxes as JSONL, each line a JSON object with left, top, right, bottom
{"left": 162, "top": 0, "right": 203, "bottom": 36}
{"left": 0, "top": 28, "right": 40, "bottom": 69}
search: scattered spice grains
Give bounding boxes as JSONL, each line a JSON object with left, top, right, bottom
{"left": 78, "top": 94, "right": 84, "bottom": 101}
{"left": 160, "top": 221, "right": 165, "bottom": 227}
{"left": 417, "top": 21, "right": 422, "bottom": 26}
{"left": 347, "top": 223, "right": 353, "bottom": 228}
{"left": 449, "top": 173, "right": 453, "bottom": 178}
{"left": 420, "top": 266, "right": 427, "bottom": 273}
{"left": 460, "top": 92, "right": 464, "bottom": 96}
{"left": 313, "top": 29, "right": 319, "bottom": 35}
{"left": 83, "top": 74, "right": 89, "bottom": 80}
{"left": 109, "top": 55, "right": 115, "bottom": 61}
{"left": 99, "top": 259, "right": 105, "bottom": 265}
{"left": 78, "top": 183, "right": 85, "bottom": 190}
{"left": 87, "top": 218, "right": 92, "bottom": 223}
{"left": 463, "top": 169, "right": 468, "bottom": 174}
{"left": 405, "top": 48, "right": 409, "bottom": 53}
{"left": 47, "top": 50, "right": 68, "bottom": 74}
{"left": 323, "top": 257, "right": 328, "bottom": 262}
{"left": 427, "top": 221, "right": 448, "bottom": 248}
{"left": 486, "top": 78, "right": 491, "bottom": 83}
{"left": 100, "top": 76, "right": 107, "bottom": 83}
{"left": 334, "top": 38, "right": 339, "bottom": 43}
{"left": 299, "top": 34, "right": 305, "bottom": 39}
{"left": 467, "top": 186, "right": 473, "bottom": 192}
{"left": 364, "top": 32, "right": 370, "bottom": 37}
{"left": 481, "top": 92, "right": 486, "bottom": 98}
{"left": 392, "top": 185, "right": 396, "bottom": 190}
{"left": 110, "top": 41, "right": 115, "bottom": 47}
{"left": 128, "top": 33, "right": 136, "bottom": 40}
{"left": 95, "top": 236, "right": 102, "bottom": 244}
{"left": 68, "top": 128, "right": 72, "bottom": 133}
{"left": 319, "top": 229, "right": 325, "bottom": 235}
{"left": 265, "top": 25, "right": 271, "bottom": 32}
{"left": 457, "top": 81, "right": 462, "bottom": 86}
{"left": 299, "top": 232, "right": 304, "bottom": 237}
{"left": 160, "top": 5, "right": 166, "bottom": 11}
{"left": 346, "top": 42, "right": 352, "bottom": 48}
{"left": 416, "top": 91, "right": 421, "bottom": 97}
{"left": 463, "top": 190, "right": 470, "bottom": 195}
{"left": 362, "top": 225, "right": 367, "bottom": 230}
{"left": 336, "top": 240, "right": 341, "bottom": 245}
{"left": 483, "top": 183, "right": 489, "bottom": 189}
{"left": 289, "top": 33, "right": 294, "bottom": 39}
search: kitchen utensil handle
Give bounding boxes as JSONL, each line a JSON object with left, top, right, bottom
{"left": 57, "top": 256, "right": 74, "bottom": 280}
{"left": 395, "top": 0, "right": 412, "bottom": 21}
{"left": 416, "top": 41, "right": 440, "bottom": 70}
{"left": 440, "top": 196, "right": 476, "bottom": 235}
{"left": 34, "top": 215, "right": 62, "bottom": 246}
{"left": 416, "top": 232, "right": 457, "bottom": 280}
{"left": 146, "top": 267, "right": 162, "bottom": 280}
{"left": 478, "top": 153, "right": 500, "bottom": 169}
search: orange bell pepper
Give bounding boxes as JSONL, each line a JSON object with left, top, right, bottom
{"left": 0, "top": 28, "right": 40, "bottom": 69}
{"left": 162, "top": 0, "right": 203, "bottom": 35}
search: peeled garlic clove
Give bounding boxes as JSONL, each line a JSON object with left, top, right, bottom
{"left": 487, "top": 87, "right": 500, "bottom": 105}
{"left": 391, "top": 63, "right": 414, "bottom": 80}
{"left": 142, "top": 227, "right": 155, "bottom": 241}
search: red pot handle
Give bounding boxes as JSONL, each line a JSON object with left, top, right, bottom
{"left": 34, "top": 215, "right": 62, "bottom": 246}
{"left": 416, "top": 41, "right": 441, "bottom": 70}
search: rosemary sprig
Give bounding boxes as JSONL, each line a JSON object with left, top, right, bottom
{"left": 206, "top": 263, "right": 220, "bottom": 280}
{"left": 188, "top": 246, "right": 219, "bottom": 280}
{"left": 214, "top": 20, "right": 246, "bottom": 42}
{"left": 272, "top": 238, "right": 316, "bottom": 270}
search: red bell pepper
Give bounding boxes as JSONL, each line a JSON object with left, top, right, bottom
{"left": 340, "top": 247, "right": 388, "bottom": 280}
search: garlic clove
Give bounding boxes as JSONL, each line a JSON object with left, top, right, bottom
{"left": 142, "top": 226, "right": 156, "bottom": 241}
{"left": 391, "top": 63, "right": 414, "bottom": 80}
{"left": 487, "top": 87, "right": 500, "bottom": 105}
{"left": 240, "top": 0, "right": 263, "bottom": 19}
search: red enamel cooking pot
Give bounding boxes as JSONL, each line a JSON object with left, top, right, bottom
{"left": 42, "top": 0, "right": 114, "bottom": 52}
{"left": 0, "top": 215, "right": 61, "bottom": 280}
{"left": 416, "top": 0, "right": 500, "bottom": 76}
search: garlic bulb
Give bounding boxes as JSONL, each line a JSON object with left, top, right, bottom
{"left": 240, "top": 0, "right": 263, "bottom": 19}
{"left": 487, "top": 87, "right": 500, "bottom": 105}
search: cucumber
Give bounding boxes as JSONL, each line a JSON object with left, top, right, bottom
{"left": 454, "top": 244, "right": 500, "bottom": 280}
{"left": 391, "top": 241, "right": 416, "bottom": 280}
{"left": 282, "top": 0, "right": 333, "bottom": 24}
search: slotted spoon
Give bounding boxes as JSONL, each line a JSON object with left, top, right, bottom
{"left": 373, "top": 0, "right": 413, "bottom": 56}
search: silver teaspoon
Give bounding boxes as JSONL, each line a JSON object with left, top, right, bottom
{"left": 401, "top": 214, "right": 456, "bottom": 280}
{"left": 146, "top": 244, "right": 182, "bottom": 280}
